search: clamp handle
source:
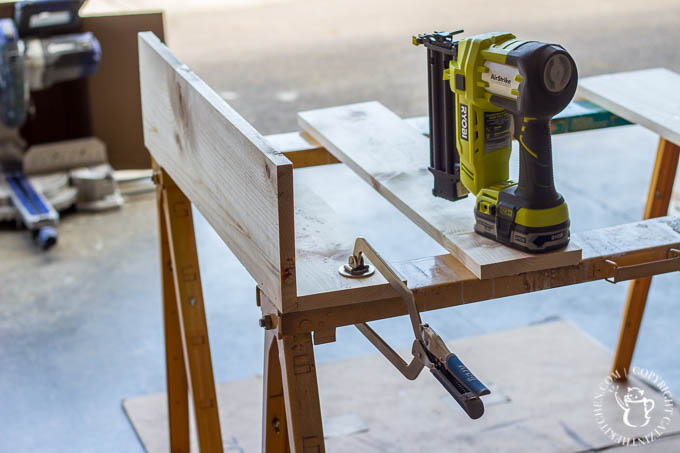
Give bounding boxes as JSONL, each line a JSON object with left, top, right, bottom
{"left": 444, "top": 353, "right": 490, "bottom": 397}
{"left": 431, "top": 365, "right": 486, "bottom": 420}
{"left": 350, "top": 237, "right": 490, "bottom": 420}
{"left": 420, "top": 333, "right": 490, "bottom": 419}
{"left": 605, "top": 249, "right": 680, "bottom": 283}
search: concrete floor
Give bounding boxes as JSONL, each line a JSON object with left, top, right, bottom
{"left": 2, "top": 124, "right": 679, "bottom": 452}
{"left": 2, "top": 1, "right": 680, "bottom": 452}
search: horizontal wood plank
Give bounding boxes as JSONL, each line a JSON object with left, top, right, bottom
{"left": 269, "top": 102, "right": 627, "bottom": 168}
{"left": 298, "top": 101, "right": 581, "bottom": 279}
{"left": 290, "top": 207, "right": 680, "bottom": 324}
{"left": 139, "top": 32, "right": 296, "bottom": 310}
{"left": 293, "top": 167, "right": 394, "bottom": 311}
{"left": 266, "top": 131, "right": 339, "bottom": 168}
{"left": 578, "top": 68, "right": 680, "bottom": 146}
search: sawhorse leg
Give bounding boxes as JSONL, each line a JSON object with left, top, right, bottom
{"left": 156, "top": 167, "right": 224, "bottom": 452}
{"left": 261, "top": 297, "right": 325, "bottom": 453}
{"left": 611, "top": 138, "right": 680, "bottom": 378}
{"left": 263, "top": 330, "right": 289, "bottom": 453}
{"left": 158, "top": 183, "right": 190, "bottom": 452}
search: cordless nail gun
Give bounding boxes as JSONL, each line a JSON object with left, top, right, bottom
{"left": 414, "top": 31, "right": 577, "bottom": 253}
{"left": 0, "top": 0, "right": 101, "bottom": 249}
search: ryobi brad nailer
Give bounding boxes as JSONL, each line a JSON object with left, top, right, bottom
{"left": 414, "top": 30, "right": 577, "bottom": 253}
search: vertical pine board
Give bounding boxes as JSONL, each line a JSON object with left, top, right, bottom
{"left": 139, "top": 32, "right": 296, "bottom": 309}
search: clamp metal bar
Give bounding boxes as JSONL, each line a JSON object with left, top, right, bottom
{"left": 352, "top": 237, "right": 422, "bottom": 340}
{"left": 350, "top": 237, "right": 490, "bottom": 420}
{"left": 355, "top": 323, "right": 424, "bottom": 380}
{"left": 605, "top": 248, "right": 680, "bottom": 284}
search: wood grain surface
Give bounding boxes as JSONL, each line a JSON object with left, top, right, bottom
{"left": 298, "top": 101, "right": 582, "bottom": 279}
{"left": 139, "top": 32, "right": 296, "bottom": 311}
{"left": 578, "top": 68, "right": 680, "bottom": 146}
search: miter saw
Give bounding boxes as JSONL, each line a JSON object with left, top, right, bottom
{"left": 0, "top": 0, "right": 102, "bottom": 249}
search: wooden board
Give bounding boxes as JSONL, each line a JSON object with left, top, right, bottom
{"left": 578, "top": 68, "right": 680, "bottom": 146}
{"left": 291, "top": 215, "right": 680, "bottom": 324}
{"left": 266, "top": 131, "right": 339, "bottom": 169}
{"left": 292, "top": 168, "right": 393, "bottom": 311}
{"left": 298, "top": 101, "right": 582, "bottom": 280}
{"left": 139, "top": 32, "right": 296, "bottom": 311}
{"left": 84, "top": 12, "right": 165, "bottom": 170}
{"left": 269, "top": 101, "right": 629, "bottom": 168}
{"left": 290, "top": 163, "right": 680, "bottom": 316}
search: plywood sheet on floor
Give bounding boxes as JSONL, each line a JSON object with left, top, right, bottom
{"left": 123, "top": 321, "right": 680, "bottom": 452}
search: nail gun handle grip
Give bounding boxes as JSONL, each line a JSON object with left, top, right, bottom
{"left": 444, "top": 353, "right": 490, "bottom": 397}
{"left": 516, "top": 118, "right": 560, "bottom": 207}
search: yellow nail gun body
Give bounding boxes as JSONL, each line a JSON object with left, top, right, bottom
{"left": 414, "top": 31, "right": 577, "bottom": 253}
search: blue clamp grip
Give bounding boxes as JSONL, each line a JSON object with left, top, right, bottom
{"left": 445, "top": 353, "right": 490, "bottom": 397}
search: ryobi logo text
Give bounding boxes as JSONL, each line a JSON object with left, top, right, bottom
{"left": 460, "top": 104, "right": 469, "bottom": 141}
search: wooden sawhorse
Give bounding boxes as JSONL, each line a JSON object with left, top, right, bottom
{"left": 155, "top": 167, "right": 223, "bottom": 453}
{"left": 154, "top": 166, "right": 325, "bottom": 453}
{"left": 141, "top": 33, "right": 680, "bottom": 452}
{"left": 579, "top": 69, "right": 680, "bottom": 378}
{"left": 612, "top": 137, "right": 679, "bottom": 377}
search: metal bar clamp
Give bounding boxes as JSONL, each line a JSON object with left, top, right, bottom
{"left": 605, "top": 248, "right": 680, "bottom": 284}
{"left": 349, "top": 238, "right": 490, "bottom": 420}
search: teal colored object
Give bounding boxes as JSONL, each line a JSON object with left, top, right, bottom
{"left": 551, "top": 99, "right": 632, "bottom": 134}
